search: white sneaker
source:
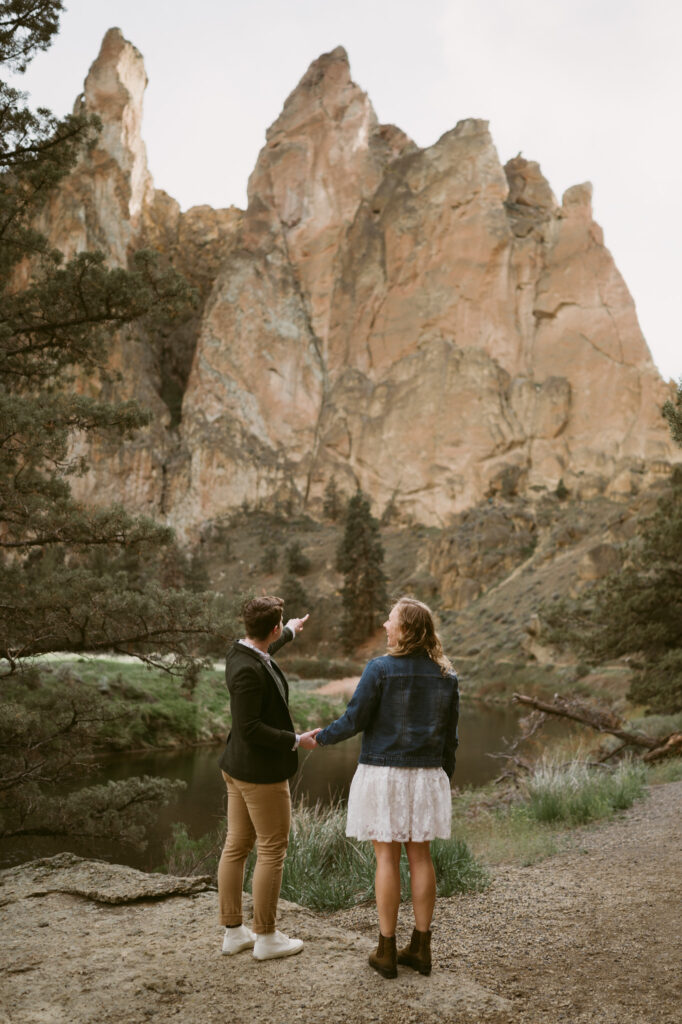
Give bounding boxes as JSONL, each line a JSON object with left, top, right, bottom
{"left": 222, "top": 924, "right": 256, "bottom": 955}
{"left": 252, "top": 929, "right": 304, "bottom": 961}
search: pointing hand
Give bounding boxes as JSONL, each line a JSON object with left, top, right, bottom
{"left": 285, "top": 613, "right": 310, "bottom": 636}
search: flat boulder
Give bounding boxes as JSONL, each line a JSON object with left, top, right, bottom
{"left": 0, "top": 852, "right": 213, "bottom": 905}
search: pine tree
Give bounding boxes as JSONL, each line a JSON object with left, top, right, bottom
{"left": 280, "top": 575, "right": 309, "bottom": 619}
{"left": 662, "top": 378, "right": 682, "bottom": 445}
{"left": 285, "top": 540, "right": 311, "bottom": 576}
{"left": 323, "top": 476, "right": 343, "bottom": 521}
{"left": 0, "top": 2, "right": 227, "bottom": 847}
{"left": 336, "top": 489, "right": 387, "bottom": 649}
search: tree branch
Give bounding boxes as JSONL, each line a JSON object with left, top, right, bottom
{"left": 512, "top": 692, "right": 660, "bottom": 750}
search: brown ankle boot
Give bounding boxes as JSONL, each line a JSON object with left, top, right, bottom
{"left": 368, "top": 932, "right": 397, "bottom": 979}
{"left": 397, "top": 927, "right": 432, "bottom": 975}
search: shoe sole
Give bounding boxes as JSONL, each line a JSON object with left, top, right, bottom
{"left": 222, "top": 942, "right": 255, "bottom": 955}
{"left": 253, "top": 943, "right": 304, "bottom": 961}
{"left": 368, "top": 957, "right": 398, "bottom": 979}
{"left": 369, "top": 964, "right": 398, "bottom": 979}
{"left": 397, "top": 957, "right": 431, "bottom": 975}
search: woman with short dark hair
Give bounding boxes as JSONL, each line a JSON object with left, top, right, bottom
{"left": 314, "top": 597, "right": 459, "bottom": 978}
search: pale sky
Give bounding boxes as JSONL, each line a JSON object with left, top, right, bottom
{"left": 14, "top": 0, "right": 682, "bottom": 381}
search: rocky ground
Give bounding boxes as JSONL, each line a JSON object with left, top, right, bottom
{"left": 1, "top": 782, "right": 680, "bottom": 1024}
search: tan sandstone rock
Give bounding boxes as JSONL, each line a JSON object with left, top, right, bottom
{"left": 34, "top": 31, "right": 680, "bottom": 535}
{"left": 42, "top": 30, "right": 239, "bottom": 518}
{"left": 246, "top": 46, "right": 415, "bottom": 349}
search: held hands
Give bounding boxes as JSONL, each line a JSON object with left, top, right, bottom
{"left": 285, "top": 613, "right": 310, "bottom": 636}
{"left": 298, "top": 727, "right": 321, "bottom": 750}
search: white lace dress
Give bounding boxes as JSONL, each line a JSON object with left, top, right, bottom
{"left": 345, "top": 764, "right": 452, "bottom": 842}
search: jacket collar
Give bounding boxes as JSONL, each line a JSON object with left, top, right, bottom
{"left": 230, "top": 640, "right": 287, "bottom": 705}
{"left": 237, "top": 638, "right": 271, "bottom": 663}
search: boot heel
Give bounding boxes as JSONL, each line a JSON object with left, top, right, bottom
{"left": 397, "top": 927, "right": 432, "bottom": 975}
{"left": 369, "top": 933, "right": 397, "bottom": 979}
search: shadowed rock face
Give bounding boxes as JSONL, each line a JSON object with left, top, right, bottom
{"left": 49, "top": 29, "right": 677, "bottom": 533}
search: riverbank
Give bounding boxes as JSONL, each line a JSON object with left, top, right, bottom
{"left": 9, "top": 652, "right": 642, "bottom": 762}
{"left": 1, "top": 780, "right": 679, "bottom": 1024}
{"left": 5, "top": 657, "right": 345, "bottom": 751}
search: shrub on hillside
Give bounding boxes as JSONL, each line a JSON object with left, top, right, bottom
{"left": 285, "top": 541, "right": 311, "bottom": 576}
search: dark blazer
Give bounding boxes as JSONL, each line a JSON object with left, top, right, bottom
{"left": 218, "top": 627, "right": 298, "bottom": 783}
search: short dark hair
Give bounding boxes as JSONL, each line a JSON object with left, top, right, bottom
{"left": 242, "top": 596, "right": 284, "bottom": 640}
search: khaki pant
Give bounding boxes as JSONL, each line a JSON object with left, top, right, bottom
{"left": 218, "top": 771, "right": 291, "bottom": 935}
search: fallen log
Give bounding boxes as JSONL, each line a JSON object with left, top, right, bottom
{"left": 509, "top": 692, "right": 679, "bottom": 765}
{"left": 512, "top": 693, "right": 682, "bottom": 762}
{"left": 511, "top": 692, "right": 658, "bottom": 750}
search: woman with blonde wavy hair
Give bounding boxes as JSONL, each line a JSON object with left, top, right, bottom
{"left": 313, "top": 597, "right": 459, "bottom": 979}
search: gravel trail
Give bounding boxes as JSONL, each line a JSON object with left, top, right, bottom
{"left": 0, "top": 781, "right": 679, "bottom": 1024}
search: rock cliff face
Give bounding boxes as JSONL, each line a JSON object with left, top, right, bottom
{"left": 52, "top": 29, "right": 677, "bottom": 533}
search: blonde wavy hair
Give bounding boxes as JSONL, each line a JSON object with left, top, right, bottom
{"left": 386, "top": 597, "right": 453, "bottom": 675}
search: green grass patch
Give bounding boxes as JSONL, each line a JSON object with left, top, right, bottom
{"left": 627, "top": 711, "right": 682, "bottom": 740}
{"left": 452, "top": 786, "right": 564, "bottom": 867}
{"left": 525, "top": 758, "right": 647, "bottom": 826}
{"left": 453, "top": 756, "right": 653, "bottom": 867}
{"left": 163, "top": 822, "right": 224, "bottom": 877}
{"left": 163, "top": 802, "right": 489, "bottom": 911}
{"left": 163, "top": 754, "right": 662, "bottom": 903}
{"left": 455, "top": 803, "right": 561, "bottom": 867}
{"left": 12, "top": 658, "right": 344, "bottom": 751}
{"left": 645, "top": 757, "right": 682, "bottom": 784}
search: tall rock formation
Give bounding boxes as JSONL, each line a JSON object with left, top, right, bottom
{"left": 42, "top": 30, "right": 677, "bottom": 534}
{"left": 176, "top": 46, "right": 415, "bottom": 524}
{"left": 40, "top": 29, "right": 240, "bottom": 516}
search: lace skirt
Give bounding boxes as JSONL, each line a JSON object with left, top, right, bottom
{"left": 345, "top": 764, "right": 452, "bottom": 842}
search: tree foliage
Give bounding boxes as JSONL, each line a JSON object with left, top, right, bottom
{"left": 662, "top": 378, "right": 682, "bottom": 446}
{"left": 0, "top": 666, "right": 184, "bottom": 846}
{"left": 322, "top": 476, "right": 343, "bottom": 521}
{"left": 336, "top": 489, "right": 387, "bottom": 649}
{"left": 544, "top": 468, "right": 682, "bottom": 714}
{"left": 280, "top": 574, "right": 309, "bottom": 619}
{"left": 285, "top": 540, "right": 310, "bottom": 576}
{"left": 0, "top": 0, "right": 63, "bottom": 73}
{"left": 0, "top": 4, "right": 227, "bottom": 847}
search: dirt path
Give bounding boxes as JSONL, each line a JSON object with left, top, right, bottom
{"left": 314, "top": 676, "right": 359, "bottom": 698}
{"left": 1, "top": 782, "right": 680, "bottom": 1024}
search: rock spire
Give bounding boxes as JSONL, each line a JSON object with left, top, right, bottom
{"left": 43, "top": 30, "right": 678, "bottom": 534}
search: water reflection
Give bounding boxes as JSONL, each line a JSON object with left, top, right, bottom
{"left": 0, "top": 703, "right": 559, "bottom": 872}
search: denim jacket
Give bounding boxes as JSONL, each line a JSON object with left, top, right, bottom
{"left": 315, "top": 651, "right": 459, "bottom": 778}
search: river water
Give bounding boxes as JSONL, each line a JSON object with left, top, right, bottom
{"left": 1, "top": 702, "right": 559, "bottom": 872}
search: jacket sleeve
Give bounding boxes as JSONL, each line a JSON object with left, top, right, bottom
{"left": 442, "top": 673, "right": 460, "bottom": 779}
{"left": 268, "top": 625, "right": 293, "bottom": 656}
{"left": 315, "top": 660, "right": 382, "bottom": 746}
{"left": 230, "top": 663, "right": 296, "bottom": 752}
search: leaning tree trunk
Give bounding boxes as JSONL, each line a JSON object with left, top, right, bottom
{"left": 512, "top": 693, "right": 682, "bottom": 763}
